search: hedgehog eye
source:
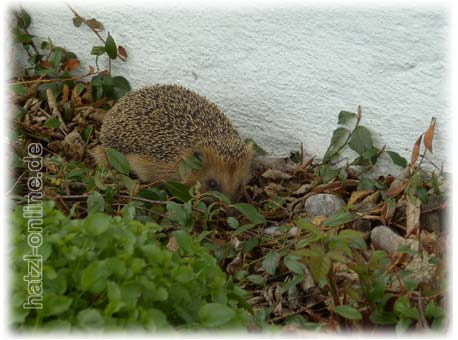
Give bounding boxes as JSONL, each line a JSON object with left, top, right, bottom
{"left": 207, "top": 179, "right": 219, "bottom": 191}
{"left": 193, "top": 151, "right": 203, "bottom": 162}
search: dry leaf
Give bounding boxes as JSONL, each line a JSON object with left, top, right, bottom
{"left": 411, "top": 134, "right": 423, "bottom": 165}
{"left": 226, "top": 255, "right": 243, "bottom": 275}
{"left": 261, "top": 168, "right": 292, "bottom": 180}
{"left": 63, "top": 58, "right": 80, "bottom": 71}
{"left": 385, "top": 179, "right": 405, "bottom": 197}
{"left": 406, "top": 197, "right": 421, "bottom": 237}
{"left": 61, "top": 84, "right": 69, "bottom": 105}
{"left": 423, "top": 117, "right": 436, "bottom": 153}
{"left": 348, "top": 190, "right": 372, "bottom": 206}
{"left": 167, "top": 236, "right": 179, "bottom": 252}
{"left": 39, "top": 60, "right": 52, "bottom": 68}
{"left": 118, "top": 45, "right": 128, "bottom": 60}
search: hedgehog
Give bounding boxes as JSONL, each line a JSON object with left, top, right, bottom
{"left": 93, "top": 84, "right": 253, "bottom": 201}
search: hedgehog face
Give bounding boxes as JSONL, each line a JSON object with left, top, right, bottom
{"left": 191, "top": 145, "right": 253, "bottom": 202}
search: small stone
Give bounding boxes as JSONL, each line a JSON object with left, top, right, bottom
{"left": 264, "top": 226, "right": 282, "bottom": 236}
{"left": 304, "top": 193, "right": 346, "bottom": 217}
{"left": 370, "top": 225, "right": 406, "bottom": 254}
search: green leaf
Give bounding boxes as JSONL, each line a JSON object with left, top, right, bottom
{"left": 81, "top": 261, "right": 108, "bottom": 293}
{"left": 167, "top": 201, "right": 192, "bottom": 228}
{"left": 18, "top": 8, "right": 32, "bottom": 29}
{"left": 416, "top": 187, "right": 429, "bottom": 204}
{"left": 387, "top": 151, "right": 407, "bottom": 168}
{"left": 173, "top": 230, "right": 194, "bottom": 256}
{"left": 242, "top": 237, "right": 258, "bottom": 253}
{"left": 349, "top": 126, "right": 373, "bottom": 155}
{"left": 369, "top": 309, "right": 397, "bottom": 325}
{"left": 15, "top": 33, "right": 34, "bottom": 43}
{"left": 335, "top": 305, "right": 362, "bottom": 320}
{"left": 227, "top": 216, "right": 239, "bottom": 229}
{"left": 323, "top": 209, "right": 357, "bottom": 227}
{"left": 199, "top": 303, "right": 235, "bottom": 328}
{"left": 11, "top": 83, "right": 29, "bottom": 96}
{"left": 106, "top": 148, "right": 130, "bottom": 175}
{"left": 337, "top": 229, "right": 367, "bottom": 250}
{"left": 319, "top": 164, "right": 338, "bottom": 183}
{"left": 247, "top": 274, "right": 265, "bottom": 286}
{"left": 231, "top": 203, "right": 266, "bottom": 225}
{"left": 43, "top": 117, "right": 61, "bottom": 129}
{"left": 283, "top": 255, "right": 306, "bottom": 274}
{"left": 395, "top": 318, "right": 412, "bottom": 334}
{"left": 76, "top": 308, "right": 104, "bottom": 328}
{"left": 232, "top": 223, "right": 256, "bottom": 237}
{"left": 105, "top": 34, "right": 117, "bottom": 59}
{"left": 309, "top": 253, "right": 331, "bottom": 284}
{"left": 72, "top": 16, "right": 83, "bottom": 27}
{"left": 338, "top": 111, "right": 357, "bottom": 125}
{"left": 393, "top": 295, "right": 420, "bottom": 320}
{"left": 83, "top": 212, "right": 110, "bottom": 236}
{"left": 87, "top": 191, "right": 105, "bottom": 214}
{"left": 91, "top": 45, "right": 106, "bottom": 56}
{"left": 165, "top": 181, "right": 192, "bottom": 202}
{"left": 49, "top": 48, "right": 64, "bottom": 68}
{"left": 41, "top": 294, "right": 73, "bottom": 317}
{"left": 262, "top": 250, "right": 281, "bottom": 275}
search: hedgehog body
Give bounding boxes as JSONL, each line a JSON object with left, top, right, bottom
{"left": 94, "top": 84, "right": 252, "bottom": 200}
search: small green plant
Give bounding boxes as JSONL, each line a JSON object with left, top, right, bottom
{"left": 12, "top": 201, "right": 251, "bottom": 330}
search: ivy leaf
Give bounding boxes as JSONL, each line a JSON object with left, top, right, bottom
{"left": 105, "top": 34, "right": 117, "bottom": 59}
{"left": 106, "top": 148, "right": 130, "bottom": 175}
{"left": 349, "top": 126, "right": 373, "bottom": 155}
{"left": 335, "top": 305, "right": 362, "bottom": 320}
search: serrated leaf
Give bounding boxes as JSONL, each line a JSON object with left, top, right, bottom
{"left": 349, "top": 126, "right": 373, "bottom": 155}
{"left": 106, "top": 148, "right": 130, "bottom": 175}
{"left": 105, "top": 34, "right": 117, "bottom": 59}
{"left": 335, "top": 305, "right": 362, "bottom": 320}
{"left": 387, "top": 151, "right": 407, "bottom": 168}
{"left": 283, "top": 255, "right": 306, "bottom": 274}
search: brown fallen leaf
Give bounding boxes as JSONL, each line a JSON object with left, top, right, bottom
{"left": 167, "top": 236, "right": 179, "bottom": 252}
{"left": 411, "top": 134, "right": 423, "bottom": 165}
{"left": 61, "top": 84, "right": 70, "bottom": 105}
{"left": 261, "top": 168, "right": 292, "bottom": 180}
{"left": 406, "top": 197, "right": 421, "bottom": 237}
{"left": 348, "top": 190, "right": 372, "bottom": 206}
{"left": 118, "top": 45, "right": 128, "bottom": 60}
{"left": 423, "top": 117, "right": 436, "bottom": 153}
{"left": 385, "top": 178, "right": 406, "bottom": 197}
{"left": 63, "top": 58, "right": 80, "bottom": 71}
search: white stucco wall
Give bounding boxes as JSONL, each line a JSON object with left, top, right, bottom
{"left": 12, "top": 3, "right": 450, "bottom": 170}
